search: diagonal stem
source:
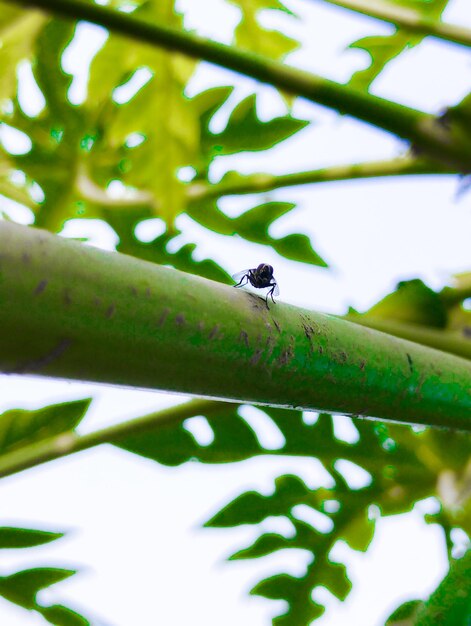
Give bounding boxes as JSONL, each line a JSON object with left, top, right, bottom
{"left": 6, "top": 0, "right": 471, "bottom": 170}
{"left": 317, "top": 0, "right": 471, "bottom": 48}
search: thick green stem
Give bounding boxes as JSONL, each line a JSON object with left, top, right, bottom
{"left": 0, "top": 399, "right": 230, "bottom": 479}
{"left": 318, "top": 0, "right": 471, "bottom": 48}
{"left": 7, "top": 0, "right": 471, "bottom": 170}
{"left": 187, "top": 157, "right": 452, "bottom": 202}
{"left": 1, "top": 222, "right": 470, "bottom": 430}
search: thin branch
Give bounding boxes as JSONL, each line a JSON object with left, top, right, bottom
{"left": 344, "top": 315, "right": 471, "bottom": 361}
{"left": 7, "top": 0, "right": 471, "bottom": 170}
{"left": 317, "top": 0, "right": 471, "bottom": 49}
{"left": 0, "top": 399, "right": 232, "bottom": 479}
{"left": 187, "top": 157, "right": 453, "bottom": 201}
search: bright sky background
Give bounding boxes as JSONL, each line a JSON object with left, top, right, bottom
{"left": 1, "top": 0, "right": 470, "bottom": 625}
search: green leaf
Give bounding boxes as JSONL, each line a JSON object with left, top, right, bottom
{"left": 415, "top": 552, "right": 471, "bottom": 626}
{"left": 0, "top": 3, "right": 47, "bottom": 101}
{"left": 187, "top": 200, "right": 327, "bottom": 267}
{"left": 87, "top": 1, "right": 199, "bottom": 225}
{"left": 386, "top": 599, "right": 425, "bottom": 625}
{"left": 204, "top": 94, "right": 308, "bottom": 157}
{"left": 0, "top": 398, "right": 91, "bottom": 455}
{"left": 360, "top": 279, "right": 447, "bottom": 327}
{"left": 38, "top": 604, "right": 90, "bottom": 626}
{"left": 0, "top": 527, "right": 63, "bottom": 549}
{"left": 348, "top": 0, "right": 450, "bottom": 91}
{"left": 0, "top": 567, "right": 75, "bottom": 609}
{"left": 228, "top": 0, "right": 299, "bottom": 60}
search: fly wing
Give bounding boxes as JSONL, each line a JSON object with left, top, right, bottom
{"left": 272, "top": 281, "right": 280, "bottom": 297}
{"left": 232, "top": 269, "right": 251, "bottom": 282}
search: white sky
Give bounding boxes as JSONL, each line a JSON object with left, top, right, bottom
{"left": 0, "top": 0, "right": 470, "bottom": 625}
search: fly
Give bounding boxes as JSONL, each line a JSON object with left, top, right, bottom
{"left": 232, "top": 263, "right": 279, "bottom": 308}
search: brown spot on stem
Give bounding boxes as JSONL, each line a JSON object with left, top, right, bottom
{"left": 9, "top": 338, "right": 73, "bottom": 374}
{"left": 208, "top": 325, "right": 220, "bottom": 340}
{"left": 239, "top": 330, "right": 249, "bottom": 348}
{"left": 34, "top": 279, "right": 48, "bottom": 295}
{"left": 175, "top": 313, "right": 186, "bottom": 327}
{"left": 105, "top": 304, "right": 116, "bottom": 319}
{"left": 250, "top": 349, "right": 263, "bottom": 365}
{"left": 157, "top": 308, "right": 170, "bottom": 327}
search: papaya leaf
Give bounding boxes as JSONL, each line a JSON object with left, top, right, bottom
{"left": 187, "top": 200, "right": 328, "bottom": 266}
{"left": 348, "top": 0, "right": 450, "bottom": 91}
{"left": 0, "top": 398, "right": 91, "bottom": 456}
{"left": 0, "top": 567, "right": 90, "bottom": 626}
{"left": 414, "top": 551, "right": 471, "bottom": 626}
{"left": 0, "top": 526, "right": 64, "bottom": 549}
{"left": 202, "top": 94, "right": 309, "bottom": 157}
{"left": 228, "top": 0, "right": 299, "bottom": 60}
{"left": 87, "top": 0, "right": 199, "bottom": 225}
{"left": 361, "top": 278, "right": 448, "bottom": 327}
{"left": 0, "top": 3, "right": 47, "bottom": 102}
{"left": 385, "top": 599, "right": 424, "bottom": 625}
{"left": 106, "top": 211, "right": 232, "bottom": 283}
{"left": 0, "top": 526, "right": 91, "bottom": 624}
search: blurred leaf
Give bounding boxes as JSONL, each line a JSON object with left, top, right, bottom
{"left": 202, "top": 94, "right": 308, "bottom": 157}
{"left": 0, "top": 568, "right": 75, "bottom": 610}
{"left": 87, "top": 1, "right": 199, "bottom": 225}
{"left": 385, "top": 599, "right": 424, "bottom": 625}
{"left": 414, "top": 551, "right": 471, "bottom": 626}
{"left": 0, "top": 3, "right": 46, "bottom": 101}
{"left": 228, "top": 0, "right": 299, "bottom": 59}
{"left": 362, "top": 279, "right": 447, "bottom": 327}
{"left": 0, "top": 398, "right": 91, "bottom": 455}
{"left": 0, "top": 567, "right": 90, "bottom": 626}
{"left": 187, "top": 200, "right": 328, "bottom": 267}
{"left": 348, "top": 0, "right": 450, "bottom": 91}
{"left": 106, "top": 210, "right": 232, "bottom": 283}
{"left": 0, "top": 527, "right": 63, "bottom": 549}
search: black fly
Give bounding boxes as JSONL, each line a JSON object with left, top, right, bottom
{"left": 232, "top": 263, "right": 279, "bottom": 308}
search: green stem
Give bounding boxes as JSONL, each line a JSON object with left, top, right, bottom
{"left": 187, "top": 157, "right": 452, "bottom": 201}
{"left": 318, "top": 0, "right": 471, "bottom": 48}
{"left": 7, "top": 0, "right": 471, "bottom": 170}
{"left": 0, "top": 399, "right": 231, "bottom": 479}
{"left": 1, "top": 222, "right": 470, "bottom": 430}
{"left": 344, "top": 315, "right": 471, "bottom": 361}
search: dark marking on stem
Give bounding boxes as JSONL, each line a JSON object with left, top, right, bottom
{"left": 145, "top": 287, "right": 151, "bottom": 298}
{"left": 208, "top": 324, "right": 220, "bottom": 340}
{"left": 63, "top": 288, "right": 72, "bottom": 306}
{"left": 273, "top": 319, "right": 281, "bottom": 334}
{"left": 22, "top": 252, "right": 31, "bottom": 264}
{"left": 278, "top": 345, "right": 294, "bottom": 366}
{"left": 34, "top": 279, "right": 48, "bottom": 295}
{"left": 250, "top": 349, "right": 263, "bottom": 365}
{"left": 130, "top": 286, "right": 138, "bottom": 296}
{"left": 239, "top": 330, "right": 249, "bottom": 348}
{"left": 338, "top": 350, "right": 347, "bottom": 363}
{"left": 175, "top": 313, "right": 186, "bottom": 327}
{"left": 93, "top": 296, "right": 102, "bottom": 307}
{"left": 318, "top": 345, "right": 324, "bottom": 355}
{"left": 359, "top": 359, "right": 366, "bottom": 370}
{"left": 406, "top": 353, "right": 413, "bottom": 374}
{"left": 9, "top": 338, "right": 73, "bottom": 374}
{"left": 105, "top": 304, "right": 116, "bottom": 319}
{"left": 463, "top": 326, "right": 471, "bottom": 338}
{"left": 157, "top": 308, "right": 170, "bottom": 327}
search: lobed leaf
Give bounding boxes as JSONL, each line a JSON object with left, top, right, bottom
{"left": 0, "top": 527, "right": 63, "bottom": 549}
{"left": 0, "top": 398, "right": 91, "bottom": 456}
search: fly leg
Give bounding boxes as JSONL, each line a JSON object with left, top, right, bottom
{"left": 268, "top": 282, "right": 277, "bottom": 304}
{"left": 234, "top": 274, "right": 249, "bottom": 288}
